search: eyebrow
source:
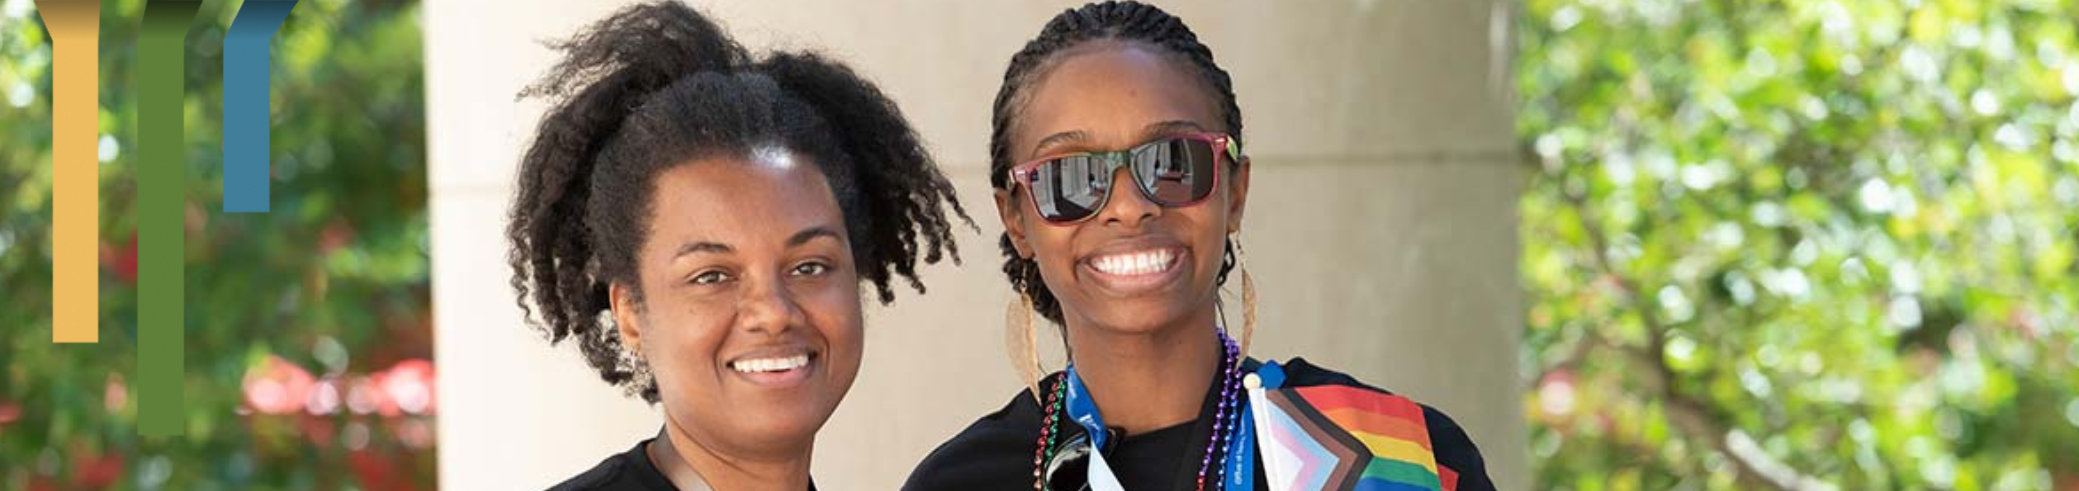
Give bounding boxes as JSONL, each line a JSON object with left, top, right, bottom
{"left": 672, "top": 241, "right": 733, "bottom": 259}
{"left": 1029, "top": 130, "right": 1092, "bottom": 159}
{"left": 670, "top": 226, "right": 843, "bottom": 259}
{"left": 1027, "top": 120, "right": 1210, "bottom": 159}
{"left": 1141, "top": 120, "right": 1208, "bottom": 137}
{"left": 787, "top": 226, "right": 844, "bottom": 247}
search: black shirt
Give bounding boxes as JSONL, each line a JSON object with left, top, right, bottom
{"left": 546, "top": 437, "right": 819, "bottom": 491}
{"left": 902, "top": 358, "right": 1496, "bottom": 491}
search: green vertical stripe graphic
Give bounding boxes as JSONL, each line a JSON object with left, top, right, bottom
{"left": 137, "top": 0, "right": 202, "bottom": 438}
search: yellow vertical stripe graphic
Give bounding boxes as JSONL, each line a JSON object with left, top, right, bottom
{"left": 38, "top": 0, "right": 102, "bottom": 344}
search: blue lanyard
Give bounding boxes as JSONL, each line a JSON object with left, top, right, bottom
{"left": 1225, "top": 393, "right": 1257, "bottom": 491}
{"left": 1063, "top": 365, "right": 1109, "bottom": 448}
{"left": 1062, "top": 365, "right": 1126, "bottom": 490}
{"left": 1062, "top": 364, "right": 1260, "bottom": 490}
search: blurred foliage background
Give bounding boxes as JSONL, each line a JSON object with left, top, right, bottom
{"left": 0, "top": 0, "right": 432, "bottom": 489}
{"left": 1518, "top": 0, "right": 2079, "bottom": 490}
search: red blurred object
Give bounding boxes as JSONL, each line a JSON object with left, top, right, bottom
{"left": 319, "top": 219, "right": 356, "bottom": 254}
{"left": 347, "top": 449, "right": 417, "bottom": 491}
{"left": 243, "top": 355, "right": 316, "bottom": 415}
{"left": 100, "top": 236, "right": 139, "bottom": 285}
{"left": 298, "top": 415, "right": 337, "bottom": 448}
{"left": 346, "top": 375, "right": 388, "bottom": 416}
{"left": 378, "top": 359, "right": 436, "bottom": 415}
{"left": 392, "top": 418, "right": 435, "bottom": 450}
{"left": 68, "top": 451, "right": 124, "bottom": 490}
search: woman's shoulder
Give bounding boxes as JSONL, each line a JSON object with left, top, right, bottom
{"left": 901, "top": 378, "right": 1054, "bottom": 491}
{"left": 1266, "top": 357, "right": 1498, "bottom": 491}
{"left": 545, "top": 439, "right": 674, "bottom": 491}
{"left": 545, "top": 452, "right": 632, "bottom": 491}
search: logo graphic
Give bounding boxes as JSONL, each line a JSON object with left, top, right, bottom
{"left": 35, "top": 0, "right": 300, "bottom": 437}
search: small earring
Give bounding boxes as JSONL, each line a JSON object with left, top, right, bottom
{"left": 1231, "top": 232, "right": 1257, "bottom": 358}
{"left": 617, "top": 345, "right": 654, "bottom": 399}
{"left": 1006, "top": 293, "right": 1044, "bottom": 401}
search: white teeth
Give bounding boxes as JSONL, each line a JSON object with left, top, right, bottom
{"left": 731, "top": 355, "right": 810, "bottom": 373}
{"left": 1090, "top": 249, "right": 1176, "bottom": 276}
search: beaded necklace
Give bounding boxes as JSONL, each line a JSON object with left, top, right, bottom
{"left": 1033, "top": 329, "right": 1245, "bottom": 491}
{"left": 1033, "top": 374, "right": 1067, "bottom": 490}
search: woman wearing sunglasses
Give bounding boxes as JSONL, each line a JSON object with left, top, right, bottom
{"left": 904, "top": 2, "right": 1494, "bottom": 490}
{"left": 508, "top": 2, "right": 967, "bottom": 490}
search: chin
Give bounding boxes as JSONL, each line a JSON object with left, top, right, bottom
{"left": 691, "top": 388, "right": 843, "bottom": 451}
{"left": 1082, "top": 300, "right": 1201, "bottom": 334}
{"left": 727, "top": 409, "right": 828, "bottom": 452}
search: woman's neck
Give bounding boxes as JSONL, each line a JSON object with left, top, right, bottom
{"left": 1063, "top": 307, "right": 1223, "bottom": 435}
{"left": 649, "top": 418, "right": 812, "bottom": 491}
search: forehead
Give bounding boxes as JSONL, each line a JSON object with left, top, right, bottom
{"left": 1013, "top": 41, "right": 1224, "bottom": 156}
{"left": 644, "top": 151, "right": 843, "bottom": 247}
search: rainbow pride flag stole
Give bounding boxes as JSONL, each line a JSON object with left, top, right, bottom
{"left": 1247, "top": 361, "right": 1459, "bottom": 491}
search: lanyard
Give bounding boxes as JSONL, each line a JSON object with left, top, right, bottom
{"left": 1064, "top": 365, "right": 1128, "bottom": 491}
{"left": 1063, "top": 364, "right": 1260, "bottom": 491}
{"left": 1224, "top": 394, "right": 1257, "bottom": 491}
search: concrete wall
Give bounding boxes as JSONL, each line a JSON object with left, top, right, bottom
{"left": 424, "top": 1, "right": 1527, "bottom": 489}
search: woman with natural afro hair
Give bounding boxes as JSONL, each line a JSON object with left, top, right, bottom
{"left": 506, "top": 2, "right": 968, "bottom": 489}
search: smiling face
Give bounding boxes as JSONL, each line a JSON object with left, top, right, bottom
{"left": 609, "top": 149, "right": 864, "bottom": 458}
{"left": 996, "top": 40, "right": 1251, "bottom": 335}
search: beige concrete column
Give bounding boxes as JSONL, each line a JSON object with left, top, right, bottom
{"left": 425, "top": 1, "right": 1526, "bottom": 489}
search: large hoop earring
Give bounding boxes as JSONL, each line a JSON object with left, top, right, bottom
{"left": 1232, "top": 232, "right": 1257, "bottom": 358}
{"left": 1006, "top": 292, "right": 1044, "bottom": 401}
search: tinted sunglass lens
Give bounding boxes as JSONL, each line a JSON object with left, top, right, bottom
{"left": 1135, "top": 138, "right": 1217, "bottom": 204}
{"left": 1035, "top": 154, "right": 1110, "bottom": 222}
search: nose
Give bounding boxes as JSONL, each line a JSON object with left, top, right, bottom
{"left": 1096, "top": 165, "right": 1160, "bottom": 227}
{"left": 734, "top": 275, "right": 803, "bottom": 335}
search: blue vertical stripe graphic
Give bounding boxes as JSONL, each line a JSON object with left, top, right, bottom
{"left": 222, "top": 0, "right": 298, "bottom": 213}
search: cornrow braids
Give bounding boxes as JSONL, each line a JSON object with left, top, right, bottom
{"left": 506, "top": 1, "right": 969, "bottom": 402}
{"left": 989, "top": 0, "right": 1245, "bottom": 324}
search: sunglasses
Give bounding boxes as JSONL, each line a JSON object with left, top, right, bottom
{"left": 1041, "top": 428, "right": 1122, "bottom": 491}
{"left": 1008, "top": 133, "right": 1240, "bottom": 225}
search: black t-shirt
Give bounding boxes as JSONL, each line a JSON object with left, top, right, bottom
{"left": 902, "top": 358, "right": 1496, "bottom": 491}
{"left": 546, "top": 437, "right": 819, "bottom": 491}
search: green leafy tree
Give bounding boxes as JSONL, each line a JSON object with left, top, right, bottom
{"left": 1519, "top": 0, "right": 2079, "bottom": 490}
{"left": 0, "top": 0, "right": 431, "bottom": 489}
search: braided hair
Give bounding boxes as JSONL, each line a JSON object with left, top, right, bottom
{"left": 990, "top": 1, "right": 1245, "bottom": 324}
{"left": 506, "top": 1, "right": 970, "bottom": 402}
